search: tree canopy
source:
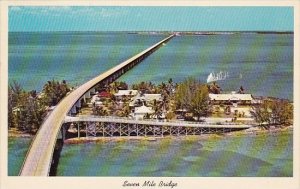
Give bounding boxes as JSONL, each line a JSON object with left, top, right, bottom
{"left": 250, "top": 99, "right": 293, "bottom": 126}
{"left": 175, "top": 78, "right": 209, "bottom": 121}
{"left": 8, "top": 80, "right": 71, "bottom": 134}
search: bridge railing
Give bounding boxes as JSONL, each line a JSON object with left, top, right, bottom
{"left": 65, "top": 115, "right": 254, "bottom": 126}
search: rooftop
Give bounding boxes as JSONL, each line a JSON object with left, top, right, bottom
{"left": 209, "top": 93, "right": 253, "bottom": 101}
{"left": 114, "top": 90, "right": 138, "bottom": 96}
{"left": 134, "top": 105, "right": 154, "bottom": 114}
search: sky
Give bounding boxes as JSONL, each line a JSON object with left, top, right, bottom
{"left": 9, "top": 6, "right": 293, "bottom": 32}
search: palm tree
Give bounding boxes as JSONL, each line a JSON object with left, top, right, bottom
{"left": 120, "top": 103, "right": 130, "bottom": 117}
{"left": 238, "top": 86, "right": 245, "bottom": 94}
{"left": 152, "top": 99, "right": 162, "bottom": 119}
{"left": 93, "top": 106, "right": 108, "bottom": 116}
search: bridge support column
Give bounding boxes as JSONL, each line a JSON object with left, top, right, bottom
{"left": 76, "top": 100, "right": 81, "bottom": 108}
{"left": 85, "top": 122, "right": 87, "bottom": 137}
{"left": 102, "top": 123, "right": 105, "bottom": 137}
{"left": 90, "top": 88, "right": 96, "bottom": 94}
{"left": 78, "top": 123, "right": 80, "bottom": 138}
{"left": 85, "top": 92, "right": 91, "bottom": 99}
{"left": 71, "top": 106, "right": 76, "bottom": 114}
{"left": 61, "top": 125, "right": 66, "bottom": 141}
{"left": 83, "top": 95, "right": 86, "bottom": 103}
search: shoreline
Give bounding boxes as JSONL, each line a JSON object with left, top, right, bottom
{"left": 8, "top": 125, "right": 292, "bottom": 144}
{"left": 64, "top": 125, "right": 293, "bottom": 144}
{"left": 8, "top": 128, "right": 33, "bottom": 138}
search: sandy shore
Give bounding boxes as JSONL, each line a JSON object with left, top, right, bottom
{"left": 8, "top": 128, "right": 33, "bottom": 138}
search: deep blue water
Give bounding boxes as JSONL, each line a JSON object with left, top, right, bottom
{"left": 9, "top": 32, "right": 293, "bottom": 100}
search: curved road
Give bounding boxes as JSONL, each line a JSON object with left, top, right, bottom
{"left": 20, "top": 34, "right": 174, "bottom": 176}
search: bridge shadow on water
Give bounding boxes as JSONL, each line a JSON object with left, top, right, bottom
{"left": 49, "top": 139, "right": 64, "bottom": 176}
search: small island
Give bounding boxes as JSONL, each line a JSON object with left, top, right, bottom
{"left": 8, "top": 77, "right": 293, "bottom": 139}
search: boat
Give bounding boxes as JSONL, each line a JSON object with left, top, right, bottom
{"left": 207, "top": 71, "right": 229, "bottom": 83}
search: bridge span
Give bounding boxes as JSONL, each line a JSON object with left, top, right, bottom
{"left": 19, "top": 34, "right": 175, "bottom": 176}
{"left": 63, "top": 116, "right": 252, "bottom": 138}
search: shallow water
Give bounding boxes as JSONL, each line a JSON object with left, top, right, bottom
{"left": 7, "top": 131, "right": 292, "bottom": 176}
{"left": 55, "top": 131, "right": 292, "bottom": 177}
{"left": 8, "top": 137, "right": 32, "bottom": 176}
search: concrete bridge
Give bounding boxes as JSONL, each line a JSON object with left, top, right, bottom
{"left": 63, "top": 116, "right": 252, "bottom": 139}
{"left": 19, "top": 34, "right": 175, "bottom": 176}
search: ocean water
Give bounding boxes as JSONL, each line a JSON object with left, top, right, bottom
{"left": 8, "top": 131, "right": 292, "bottom": 177}
{"left": 55, "top": 131, "right": 292, "bottom": 177}
{"left": 9, "top": 32, "right": 293, "bottom": 100}
{"left": 119, "top": 33, "right": 293, "bottom": 100}
{"left": 8, "top": 137, "right": 32, "bottom": 176}
{"left": 8, "top": 32, "right": 293, "bottom": 176}
{"left": 9, "top": 32, "right": 166, "bottom": 91}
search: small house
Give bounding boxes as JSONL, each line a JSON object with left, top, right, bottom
{"left": 209, "top": 92, "right": 253, "bottom": 105}
{"left": 114, "top": 90, "right": 138, "bottom": 100}
{"left": 134, "top": 105, "right": 154, "bottom": 120}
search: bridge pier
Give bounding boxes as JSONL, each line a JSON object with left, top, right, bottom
{"left": 90, "top": 88, "right": 96, "bottom": 95}
{"left": 75, "top": 100, "right": 81, "bottom": 108}
{"left": 77, "top": 123, "right": 80, "bottom": 138}
{"left": 85, "top": 92, "right": 91, "bottom": 99}
{"left": 61, "top": 119, "right": 251, "bottom": 140}
{"left": 60, "top": 125, "right": 66, "bottom": 141}
{"left": 70, "top": 106, "right": 77, "bottom": 114}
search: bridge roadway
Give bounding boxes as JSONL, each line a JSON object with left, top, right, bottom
{"left": 64, "top": 115, "right": 252, "bottom": 129}
{"left": 19, "top": 34, "right": 175, "bottom": 176}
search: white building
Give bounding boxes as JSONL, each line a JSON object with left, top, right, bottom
{"left": 134, "top": 105, "right": 154, "bottom": 120}
{"left": 209, "top": 93, "right": 253, "bottom": 105}
{"left": 88, "top": 94, "right": 102, "bottom": 107}
{"left": 114, "top": 90, "right": 138, "bottom": 100}
{"left": 130, "top": 93, "right": 162, "bottom": 107}
{"left": 135, "top": 94, "right": 162, "bottom": 103}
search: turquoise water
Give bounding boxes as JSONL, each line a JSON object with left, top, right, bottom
{"left": 9, "top": 32, "right": 293, "bottom": 100}
{"left": 119, "top": 33, "right": 293, "bottom": 100}
{"left": 9, "top": 32, "right": 166, "bottom": 91}
{"left": 8, "top": 137, "right": 32, "bottom": 176}
{"left": 8, "top": 131, "right": 292, "bottom": 176}
{"left": 8, "top": 32, "right": 293, "bottom": 176}
{"left": 56, "top": 131, "right": 292, "bottom": 177}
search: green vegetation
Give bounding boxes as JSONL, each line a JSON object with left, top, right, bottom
{"left": 8, "top": 80, "right": 71, "bottom": 134}
{"left": 8, "top": 77, "right": 293, "bottom": 134}
{"left": 175, "top": 78, "right": 209, "bottom": 121}
{"left": 250, "top": 100, "right": 293, "bottom": 127}
{"left": 207, "top": 81, "right": 221, "bottom": 94}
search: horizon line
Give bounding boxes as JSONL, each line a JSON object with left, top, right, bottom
{"left": 9, "top": 30, "right": 294, "bottom": 33}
